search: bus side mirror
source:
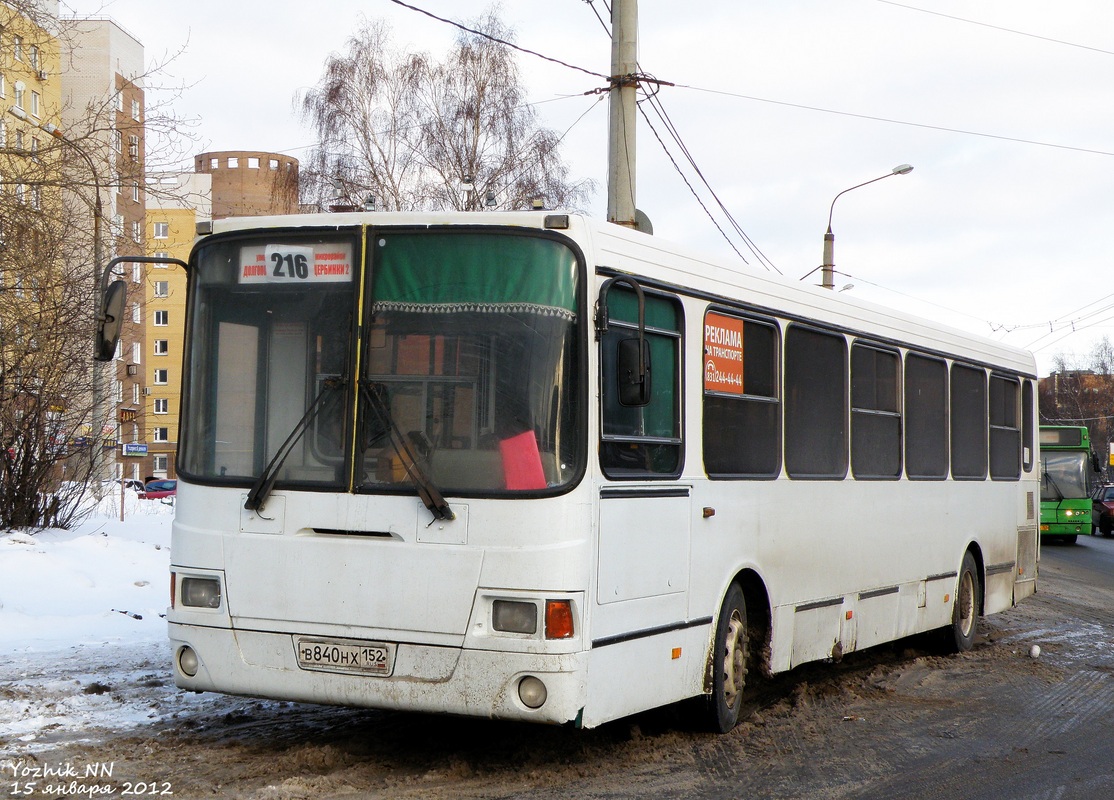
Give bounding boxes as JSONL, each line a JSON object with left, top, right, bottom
{"left": 617, "top": 336, "right": 651, "bottom": 406}
{"left": 94, "top": 280, "right": 127, "bottom": 361}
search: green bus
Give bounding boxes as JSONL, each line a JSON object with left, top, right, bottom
{"left": 1039, "top": 425, "right": 1099, "bottom": 544}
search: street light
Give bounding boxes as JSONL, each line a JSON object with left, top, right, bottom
{"left": 820, "top": 164, "right": 913, "bottom": 290}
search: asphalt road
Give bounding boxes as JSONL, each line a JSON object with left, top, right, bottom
{"left": 829, "top": 534, "right": 1114, "bottom": 800}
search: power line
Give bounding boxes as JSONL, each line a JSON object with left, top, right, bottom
{"left": 582, "top": 0, "right": 612, "bottom": 37}
{"left": 877, "top": 0, "right": 1114, "bottom": 57}
{"left": 387, "top": 0, "right": 609, "bottom": 81}
{"left": 390, "top": 0, "right": 780, "bottom": 271}
{"left": 674, "top": 84, "right": 1114, "bottom": 159}
{"left": 485, "top": 93, "right": 609, "bottom": 206}
{"left": 637, "top": 102, "right": 751, "bottom": 266}
{"left": 833, "top": 271, "right": 994, "bottom": 328}
{"left": 392, "top": 0, "right": 1114, "bottom": 162}
{"left": 995, "top": 291, "right": 1114, "bottom": 335}
{"left": 1021, "top": 297, "right": 1114, "bottom": 351}
{"left": 638, "top": 89, "right": 781, "bottom": 273}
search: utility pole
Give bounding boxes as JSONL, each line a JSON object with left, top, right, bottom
{"left": 607, "top": 0, "right": 638, "bottom": 228}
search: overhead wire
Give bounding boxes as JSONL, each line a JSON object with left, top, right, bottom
{"left": 636, "top": 101, "right": 751, "bottom": 265}
{"left": 994, "top": 291, "right": 1114, "bottom": 336}
{"left": 1040, "top": 413, "right": 1114, "bottom": 423}
{"left": 588, "top": 0, "right": 779, "bottom": 270}
{"left": 638, "top": 87, "right": 781, "bottom": 273}
{"left": 388, "top": 0, "right": 779, "bottom": 271}
{"left": 876, "top": 0, "right": 1114, "bottom": 57}
{"left": 583, "top": 0, "right": 612, "bottom": 37}
{"left": 1026, "top": 307, "right": 1114, "bottom": 352}
{"left": 387, "top": 0, "right": 608, "bottom": 81}
{"left": 486, "top": 92, "right": 609, "bottom": 207}
{"left": 390, "top": 0, "right": 1114, "bottom": 350}
{"left": 672, "top": 83, "right": 1114, "bottom": 159}
{"left": 1020, "top": 292, "right": 1114, "bottom": 350}
{"left": 834, "top": 271, "right": 993, "bottom": 328}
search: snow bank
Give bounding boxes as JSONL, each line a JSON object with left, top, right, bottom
{"left": 0, "top": 496, "right": 178, "bottom": 746}
{"left": 0, "top": 496, "right": 173, "bottom": 653}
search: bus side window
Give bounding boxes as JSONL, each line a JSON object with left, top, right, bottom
{"left": 851, "top": 343, "right": 901, "bottom": 480}
{"left": 702, "top": 312, "right": 780, "bottom": 479}
{"left": 905, "top": 354, "right": 948, "bottom": 479}
{"left": 989, "top": 374, "right": 1021, "bottom": 480}
{"left": 785, "top": 326, "right": 848, "bottom": 479}
{"left": 599, "top": 287, "right": 683, "bottom": 478}
{"left": 1022, "top": 380, "right": 1034, "bottom": 472}
{"left": 951, "top": 364, "right": 988, "bottom": 480}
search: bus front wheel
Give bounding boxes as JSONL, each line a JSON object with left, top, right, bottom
{"left": 705, "top": 583, "right": 748, "bottom": 733}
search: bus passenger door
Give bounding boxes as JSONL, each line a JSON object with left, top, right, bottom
{"left": 593, "top": 277, "right": 690, "bottom": 639}
{"left": 595, "top": 487, "right": 692, "bottom": 640}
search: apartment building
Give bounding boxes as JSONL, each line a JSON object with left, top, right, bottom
{"left": 1, "top": 3, "right": 68, "bottom": 487}
{"left": 1, "top": 2, "right": 62, "bottom": 168}
{"left": 61, "top": 16, "right": 148, "bottom": 482}
{"left": 145, "top": 171, "right": 211, "bottom": 479}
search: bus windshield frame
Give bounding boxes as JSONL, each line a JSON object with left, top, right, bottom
{"left": 177, "top": 226, "right": 587, "bottom": 501}
{"left": 1040, "top": 450, "right": 1091, "bottom": 503}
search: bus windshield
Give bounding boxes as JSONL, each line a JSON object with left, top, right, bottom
{"left": 178, "top": 229, "right": 583, "bottom": 498}
{"left": 1041, "top": 450, "right": 1090, "bottom": 502}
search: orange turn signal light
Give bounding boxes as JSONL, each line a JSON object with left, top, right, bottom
{"left": 545, "top": 599, "right": 574, "bottom": 639}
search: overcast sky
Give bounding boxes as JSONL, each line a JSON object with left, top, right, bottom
{"left": 61, "top": 0, "right": 1114, "bottom": 377}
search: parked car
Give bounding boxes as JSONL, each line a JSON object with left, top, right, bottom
{"left": 121, "top": 479, "right": 145, "bottom": 492}
{"left": 1092, "top": 484, "right": 1114, "bottom": 535}
{"left": 139, "top": 479, "right": 177, "bottom": 500}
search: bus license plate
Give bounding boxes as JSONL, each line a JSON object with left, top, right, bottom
{"left": 295, "top": 637, "right": 394, "bottom": 677}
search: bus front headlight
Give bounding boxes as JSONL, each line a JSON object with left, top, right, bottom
{"left": 180, "top": 577, "right": 221, "bottom": 609}
{"left": 492, "top": 600, "right": 538, "bottom": 634}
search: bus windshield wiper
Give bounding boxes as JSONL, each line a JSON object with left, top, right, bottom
{"left": 244, "top": 377, "right": 345, "bottom": 513}
{"left": 360, "top": 379, "right": 455, "bottom": 523}
{"left": 1042, "top": 467, "right": 1065, "bottom": 502}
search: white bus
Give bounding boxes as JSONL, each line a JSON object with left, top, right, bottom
{"left": 150, "top": 211, "right": 1038, "bottom": 732}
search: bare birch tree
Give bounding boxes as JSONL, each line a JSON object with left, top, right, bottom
{"left": 299, "top": 9, "right": 594, "bottom": 213}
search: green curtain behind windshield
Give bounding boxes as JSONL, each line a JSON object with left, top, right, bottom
{"left": 370, "top": 233, "right": 577, "bottom": 320}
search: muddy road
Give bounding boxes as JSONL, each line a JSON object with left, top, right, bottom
{"left": 7, "top": 537, "right": 1114, "bottom": 800}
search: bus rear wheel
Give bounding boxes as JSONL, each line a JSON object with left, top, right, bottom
{"left": 705, "top": 583, "right": 748, "bottom": 733}
{"left": 945, "top": 551, "right": 982, "bottom": 653}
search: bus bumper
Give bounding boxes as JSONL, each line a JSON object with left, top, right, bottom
{"left": 1040, "top": 523, "right": 1089, "bottom": 536}
{"left": 168, "top": 622, "right": 588, "bottom": 726}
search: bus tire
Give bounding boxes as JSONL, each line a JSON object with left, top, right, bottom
{"left": 705, "top": 583, "right": 748, "bottom": 733}
{"left": 945, "top": 551, "right": 981, "bottom": 653}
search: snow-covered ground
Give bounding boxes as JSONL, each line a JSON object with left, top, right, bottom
{"left": 1, "top": 496, "right": 171, "bottom": 653}
{"left": 0, "top": 495, "right": 218, "bottom": 752}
